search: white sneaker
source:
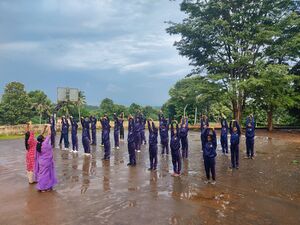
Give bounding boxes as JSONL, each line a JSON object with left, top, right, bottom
{"left": 69, "top": 149, "right": 73, "bottom": 152}
{"left": 137, "top": 150, "right": 141, "bottom": 153}
{"left": 211, "top": 181, "right": 216, "bottom": 185}
{"left": 116, "top": 147, "right": 120, "bottom": 150}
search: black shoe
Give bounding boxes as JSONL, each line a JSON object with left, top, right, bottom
{"left": 153, "top": 168, "right": 157, "bottom": 171}
{"left": 127, "top": 163, "right": 132, "bottom": 166}
{"left": 236, "top": 166, "right": 239, "bottom": 169}
{"left": 148, "top": 168, "right": 152, "bottom": 171}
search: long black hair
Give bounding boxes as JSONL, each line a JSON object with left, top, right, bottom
{"left": 25, "top": 131, "right": 30, "bottom": 150}
{"left": 36, "top": 135, "right": 45, "bottom": 153}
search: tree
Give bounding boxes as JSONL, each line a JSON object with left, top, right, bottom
{"left": 247, "top": 64, "right": 296, "bottom": 131}
{"left": 0, "top": 82, "right": 31, "bottom": 125}
{"left": 99, "top": 98, "right": 115, "bottom": 116}
{"left": 289, "top": 62, "right": 300, "bottom": 123}
{"left": 76, "top": 91, "right": 86, "bottom": 120}
{"left": 142, "top": 106, "right": 159, "bottom": 120}
{"left": 128, "top": 103, "right": 142, "bottom": 115}
{"left": 163, "top": 76, "right": 229, "bottom": 121}
{"left": 114, "top": 104, "right": 128, "bottom": 116}
{"left": 167, "top": 0, "right": 299, "bottom": 123}
{"left": 28, "top": 90, "right": 52, "bottom": 124}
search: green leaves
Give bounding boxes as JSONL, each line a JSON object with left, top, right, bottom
{"left": 0, "top": 82, "right": 32, "bottom": 125}
{"left": 167, "top": 0, "right": 299, "bottom": 123}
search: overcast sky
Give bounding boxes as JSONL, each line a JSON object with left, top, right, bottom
{"left": 0, "top": 0, "right": 191, "bottom": 106}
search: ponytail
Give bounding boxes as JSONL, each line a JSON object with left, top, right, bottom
{"left": 25, "top": 131, "right": 30, "bottom": 150}
{"left": 36, "top": 135, "right": 45, "bottom": 153}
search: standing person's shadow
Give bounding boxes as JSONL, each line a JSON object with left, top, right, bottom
{"left": 182, "top": 159, "right": 189, "bottom": 176}
{"left": 71, "top": 153, "right": 79, "bottom": 187}
{"left": 81, "top": 156, "right": 91, "bottom": 194}
{"left": 149, "top": 171, "right": 158, "bottom": 198}
{"left": 102, "top": 160, "right": 111, "bottom": 192}
{"left": 90, "top": 146, "right": 97, "bottom": 176}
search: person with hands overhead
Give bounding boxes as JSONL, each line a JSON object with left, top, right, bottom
{"left": 127, "top": 114, "right": 136, "bottom": 166}
{"left": 170, "top": 120, "right": 181, "bottom": 177}
{"left": 147, "top": 118, "right": 158, "bottom": 171}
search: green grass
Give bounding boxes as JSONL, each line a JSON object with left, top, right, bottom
{"left": 0, "top": 134, "right": 24, "bottom": 140}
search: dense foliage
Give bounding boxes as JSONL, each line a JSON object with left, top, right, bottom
{"left": 166, "top": 0, "right": 300, "bottom": 130}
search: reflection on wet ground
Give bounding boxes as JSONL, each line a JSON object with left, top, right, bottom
{"left": 0, "top": 131, "right": 300, "bottom": 225}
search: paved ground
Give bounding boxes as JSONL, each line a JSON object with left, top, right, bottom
{"left": 0, "top": 130, "right": 300, "bottom": 225}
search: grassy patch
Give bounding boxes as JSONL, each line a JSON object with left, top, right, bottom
{"left": 0, "top": 134, "right": 24, "bottom": 140}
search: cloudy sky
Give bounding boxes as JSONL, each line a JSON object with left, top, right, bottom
{"left": 0, "top": 0, "right": 191, "bottom": 106}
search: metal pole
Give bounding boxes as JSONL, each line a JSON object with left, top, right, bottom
{"left": 194, "top": 107, "right": 197, "bottom": 125}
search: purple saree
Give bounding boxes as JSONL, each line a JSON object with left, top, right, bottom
{"left": 34, "top": 135, "right": 58, "bottom": 191}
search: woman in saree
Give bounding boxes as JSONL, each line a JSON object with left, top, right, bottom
{"left": 25, "top": 121, "right": 37, "bottom": 184}
{"left": 35, "top": 125, "right": 58, "bottom": 192}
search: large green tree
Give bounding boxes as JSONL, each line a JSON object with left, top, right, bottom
{"left": 28, "top": 90, "right": 52, "bottom": 124}
{"left": 99, "top": 98, "right": 115, "bottom": 116}
{"left": 128, "top": 103, "right": 142, "bottom": 115}
{"left": 0, "top": 82, "right": 32, "bottom": 125}
{"left": 167, "top": 0, "right": 299, "bottom": 123}
{"left": 247, "top": 64, "right": 296, "bottom": 130}
{"left": 163, "top": 76, "right": 230, "bottom": 122}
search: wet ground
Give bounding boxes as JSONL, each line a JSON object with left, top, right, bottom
{"left": 0, "top": 130, "right": 300, "bottom": 225}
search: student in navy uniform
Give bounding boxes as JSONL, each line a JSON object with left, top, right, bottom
{"left": 203, "top": 128, "right": 217, "bottom": 184}
{"left": 100, "top": 116, "right": 105, "bottom": 147}
{"left": 59, "top": 116, "right": 64, "bottom": 147}
{"left": 101, "top": 116, "right": 111, "bottom": 160}
{"left": 200, "top": 115, "right": 209, "bottom": 151}
{"left": 60, "top": 116, "right": 70, "bottom": 150}
{"left": 245, "top": 114, "right": 255, "bottom": 159}
{"left": 70, "top": 116, "right": 78, "bottom": 152}
{"left": 127, "top": 115, "right": 136, "bottom": 166}
{"left": 229, "top": 120, "right": 241, "bottom": 169}
{"left": 158, "top": 111, "right": 166, "bottom": 144}
{"left": 220, "top": 115, "right": 228, "bottom": 154}
{"left": 119, "top": 112, "right": 125, "bottom": 141}
{"left": 90, "top": 115, "right": 97, "bottom": 145}
{"left": 159, "top": 111, "right": 169, "bottom": 155}
{"left": 170, "top": 120, "right": 181, "bottom": 176}
{"left": 49, "top": 114, "right": 56, "bottom": 148}
{"left": 147, "top": 118, "right": 158, "bottom": 171}
{"left": 140, "top": 113, "right": 147, "bottom": 145}
{"left": 134, "top": 115, "right": 142, "bottom": 152}
{"left": 179, "top": 116, "right": 189, "bottom": 159}
{"left": 81, "top": 117, "right": 91, "bottom": 155}
{"left": 113, "top": 113, "right": 120, "bottom": 149}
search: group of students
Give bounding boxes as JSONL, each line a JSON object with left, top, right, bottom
{"left": 24, "top": 111, "right": 256, "bottom": 191}
{"left": 199, "top": 114, "right": 256, "bottom": 184}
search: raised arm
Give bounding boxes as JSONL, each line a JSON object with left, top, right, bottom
{"left": 212, "top": 130, "right": 217, "bottom": 149}
{"left": 236, "top": 122, "right": 241, "bottom": 136}
{"left": 147, "top": 120, "right": 152, "bottom": 133}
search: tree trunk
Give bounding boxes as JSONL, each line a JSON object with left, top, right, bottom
{"left": 78, "top": 106, "right": 81, "bottom": 121}
{"left": 194, "top": 107, "right": 197, "bottom": 125}
{"left": 39, "top": 113, "right": 42, "bottom": 125}
{"left": 232, "top": 99, "right": 243, "bottom": 124}
{"left": 267, "top": 110, "right": 273, "bottom": 131}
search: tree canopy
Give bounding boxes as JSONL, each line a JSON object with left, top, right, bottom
{"left": 166, "top": 0, "right": 300, "bottom": 130}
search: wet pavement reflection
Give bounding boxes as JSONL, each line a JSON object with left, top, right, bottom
{"left": 0, "top": 130, "right": 300, "bottom": 225}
